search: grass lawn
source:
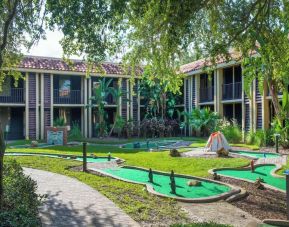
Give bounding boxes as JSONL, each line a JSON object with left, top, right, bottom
{"left": 5, "top": 140, "right": 250, "bottom": 225}
{"left": 7, "top": 145, "right": 249, "bottom": 177}
{"left": 8, "top": 136, "right": 259, "bottom": 150}
{"left": 4, "top": 155, "right": 187, "bottom": 225}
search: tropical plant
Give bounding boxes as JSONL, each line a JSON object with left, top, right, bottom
{"left": 216, "top": 119, "right": 242, "bottom": 143}
{"left": 108, "top": 83, "right": 126, "bottom": 137}
{"left": 89, "top": 78, "right": 115, "bottom": 137}
{"left": 271, "top": 118, "right": 289, "bottom": 149}
{"left": 114, "top": 116, "right": 125, "bottom": 138}
{"left": 139, "top": 71, "right": 182, "bottom": 120}
{"left": 188, "top": 108, "right": 220, "bottom": 136}
{"left": 245, "top": 129, "right": 274, "bottom": 147}
{"left": 53, "top": 117, "right": 66, "bottom": 127}
{"left": 68, "top": 122, "right": 83, "bottom": 141}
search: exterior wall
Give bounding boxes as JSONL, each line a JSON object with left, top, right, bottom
{"left": 132, "top": 80, "right": 138, "bottom": 126}
{"left": 2, "top": 58, "right": 270, "bottom": 139}
{"left": 28, "top": 73, "right": 37, "bottom": 140}
{"left": 121, "top": 78, "right": 128, "bottom": 121}
{"left": 186, "top": 64, "right": 264, "bottom": 135}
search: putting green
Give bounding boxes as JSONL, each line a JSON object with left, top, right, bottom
{"left": 122, "top": 140, "right": 179, "bottom": 149}
{"left": 215, "top": 164, "right": 285, "bottom": 191}
{"left": 6, "top": 152, "right": 115, "bottom": 163}
{"left": 102, "top": 166, "right": 231, "bottom": 199}
{"left": 231, "top": 151, "right": 280, "bottom": 159}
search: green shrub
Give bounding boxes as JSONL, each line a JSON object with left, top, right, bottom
{"left": 271, "top": 117, "right": 289, "bottom": 148}
{"left": 53, "top": 117, "right": 65, "bottom": 127}
{"left": 188, "top": 108, "right": 220, "bottom": 136}
{"left": 68, "top": 121, "right": 83, "bottom": 140}
{"left": 217, "top": 119, "right": 242, "bottom": 143}
{"left": 0, "top": 160, "right": 42, "bottom": 226}
{"left": 245, "top": 129, "right": 274, "bottom": 147}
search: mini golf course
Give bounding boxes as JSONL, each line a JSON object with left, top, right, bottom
{"left": 96, "top": 166, "right": 240, "bottom": 202}
{"left": 231, "top": 151, "right": 280, "bottom": 159}
{"left": 214, "top": 164, "right": 285, "bottom": 191}
{"left": 6, "top": 152, "right": 116, "bottom": 163}
{"left": 121, "top": 140, "right": 180, "bottom": 149}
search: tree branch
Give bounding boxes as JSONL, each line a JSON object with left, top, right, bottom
{"left": 0, "top": 0, "right": 20, "bottom": 69}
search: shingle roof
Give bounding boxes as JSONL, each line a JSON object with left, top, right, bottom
{"left": 180, "top": 51, "right": 243, "bottom": 74}
{"left": 19, "top": 56, "right": 127, "bottom": 75}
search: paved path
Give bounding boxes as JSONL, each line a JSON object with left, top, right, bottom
{"left": 24, "top": 168, "right": 139, "bottom": 227}
{"left": 255, "top": 155, "right": 287, "bottom": 165}
{"left": 180, "top": 201, "right": 260, "bottom": 227}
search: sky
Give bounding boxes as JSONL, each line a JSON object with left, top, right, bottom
{"left": 24, "top": 29, "right": 83, "bottom": 59}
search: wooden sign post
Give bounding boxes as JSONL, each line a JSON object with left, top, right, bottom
{"left": 83, "top": 142, "right": 87, "bottom": 172}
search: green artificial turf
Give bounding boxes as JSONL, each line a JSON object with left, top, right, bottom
{"left": 231, "top": 151, "right": 280, "bottom": 159}
{"left": 215, "top": 164, "right": 285, "bottom": 191}
{"left": 102, "top": 166, "right": 230, "bottom": 198}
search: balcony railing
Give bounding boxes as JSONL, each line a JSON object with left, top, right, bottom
{"left": 54, "top": 89, "right": 82, "bottom": 104}
{"left": 200, "top": 86, "right": 214, "bottom": 103}
{"left": 222, "top": 82, "right": 242, "bottom": 100}
{"left": 0, "top": 88, "right": 24, "bottom": 103}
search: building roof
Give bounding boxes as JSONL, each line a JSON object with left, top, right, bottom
{"left": 19, "top": 56, "right": 127, "bottom": 75}
{"left": 180, "top": 51, "right": 243, "bottom": 74}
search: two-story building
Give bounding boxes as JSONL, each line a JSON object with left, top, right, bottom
{"left": 1, "top": 54, "right": 284, "bottom": 140}
{"left": 0, "top": 56, "right": 142, "bottom": 140}
{"left": 181, "top": 53, "right": 284, "bottom": 136}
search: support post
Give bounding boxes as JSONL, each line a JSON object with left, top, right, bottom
{"left": 83, "top": 142, "right": 87, "bottom": 172}
{"left": 286, "top": 173, "right": 289, "bottom": 220}
{"left": 275, "top": 134, "right": 280, "bottom": 153}
{"left": 25, "top": 72, "right": 29, "bottom": 140}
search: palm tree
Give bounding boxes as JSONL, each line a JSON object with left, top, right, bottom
{"left": 188, "top": 108, "right": 220, "bottom": 136}
{"left": 108, "top": 86, "right": 125, "bottom": 137}
{"left": 89, "top": 78, "right": 113, "bottom": 137}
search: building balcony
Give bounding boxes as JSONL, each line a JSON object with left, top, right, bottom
{"left": 222, "top": 82, "right": 242, "bottom": 100}
{"left": 54, "top": 89, "right": 82, "bottom": 104}
{"left": 199, "top": 86, "right": 214, "bottom": 103}
{"left": 0, "top": 88, "right": 24, "bottom": 103}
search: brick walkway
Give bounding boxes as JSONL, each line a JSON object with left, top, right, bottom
{"left": 24, "top": 168, "right": 139, "bottom": 227}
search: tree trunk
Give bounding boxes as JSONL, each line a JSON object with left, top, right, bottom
{"left": 0, "top": 123, "right": 6, "bottom": 210}
{"left": 268, "top": 79, "right": 283, "bottom": 121}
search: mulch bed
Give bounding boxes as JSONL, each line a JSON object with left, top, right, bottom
{"left": 261, "top": 147, "right": 289, "bottom": 155}
{"left": 217, "top": 176, "right": 287, "bottom": 220}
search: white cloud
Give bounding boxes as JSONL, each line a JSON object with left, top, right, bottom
{"left": 24, "top": 30, "right": 82, "bottom": 59}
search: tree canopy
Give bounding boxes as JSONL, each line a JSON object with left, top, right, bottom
{"left": 0, "top": 0, "right": 45, "bottom": 89}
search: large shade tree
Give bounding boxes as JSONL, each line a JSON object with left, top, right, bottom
{"left": 0, "top": 0, "right": 46, "bottom": 209}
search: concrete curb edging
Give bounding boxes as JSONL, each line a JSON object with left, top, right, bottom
{"left": 90, "top": 165, "right": 242, "bottom": 203}
{"left": 263, "top": 219, "right": 289, "bottom": 226}
{"left": 209, "top": 163, "right": 285, "bottom": 193}
{"left": 5, "top": 151, "right": 124, "bottom": 164}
